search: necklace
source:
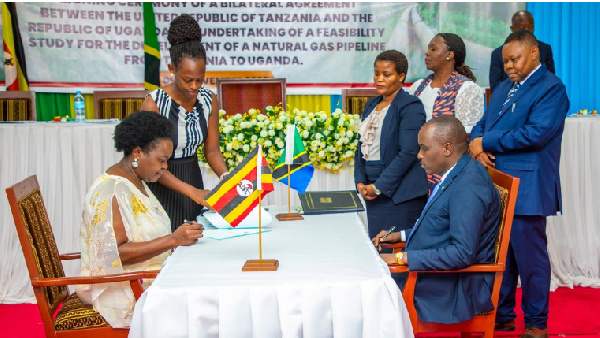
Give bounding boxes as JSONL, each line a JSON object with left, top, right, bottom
{"left": 123, "top": 160, "right": 143, "bottom": 186}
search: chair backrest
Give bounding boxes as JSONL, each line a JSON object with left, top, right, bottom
{"left": 93, "top": 90, "right": 149, "bottom": 120}
{"left": 485, "top": 88, "right": 492, "bottom": 107}
{"left": 341, "top": 88, "right": 378, "bottom": 115}
{"left": 487, "top": 167, "right": 519, "bottom": 266}
{"left": 0, "top": 91, "right": 37, "bottom": 121}
{"left": 5, "top": 176, "right": 68, "bottom": 318}
{"left": 217, "top": 78, "right": 286, "bottom": 115}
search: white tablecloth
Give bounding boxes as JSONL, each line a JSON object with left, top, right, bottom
{"left": 0, "top": 121, "right": 122, "bottom": 303}
{"left": 547, "top": 117, "right": 600, "bottom": 289}
{"left": 129, "top": 208, "right": 413, "bottom": 338}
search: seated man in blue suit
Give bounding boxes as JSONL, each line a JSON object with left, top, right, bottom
{"left": 470, "top": 29, "right": 568, "bottom": 338}
{"left": 489, "top": 10, "right": 555, "bottom": 93}
{"left": 374, "top": 115, "right": 501, "bottom": 325}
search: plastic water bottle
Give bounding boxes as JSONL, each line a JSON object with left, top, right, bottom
{"left": 74, "top": 90, "right": 86, "bottom": 122}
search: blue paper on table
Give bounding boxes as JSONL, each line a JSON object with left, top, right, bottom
{"left": 202, "top": 228, "right": 271, "bottom": 241}
{"left": 199, "top": 207, "right": 273, "bottom": 229}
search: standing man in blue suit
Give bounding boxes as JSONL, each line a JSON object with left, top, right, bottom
{"left": 489, "top": 10, "right": 555, "bottom": 93}
{"left": 375, "top": 116, "right": 501, "bottom": 324}
{"left": 470, "top": 29, "right": 569, "bottom": 338}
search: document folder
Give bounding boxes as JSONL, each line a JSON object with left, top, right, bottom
{"left": 298, "top": 190, "right": 365, "bottom": 215}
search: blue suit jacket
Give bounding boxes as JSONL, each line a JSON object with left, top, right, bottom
{"left": 471, "top": 65, "right": 569, "bottom": 216}
{"left": 354, "top": 89, "right": 428, "bottom": 204}
{"left": 489, "top": 40, "right": 555, "bottom": 93}
{"left": 406, "top": 153, "right": 501, "bottom": 324}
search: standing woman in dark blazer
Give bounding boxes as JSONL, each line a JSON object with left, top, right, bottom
{"left": 355, "top": 50, "right": 428, "bottom": 239}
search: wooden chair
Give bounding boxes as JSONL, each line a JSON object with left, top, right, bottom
{"left": 0, "top": 90, "right": 36, "bottom": 121}
{"left": 93, "top": 90, "right": 148, "bottom": 120}
{"left": 485, "top": 88, "right": 492, "bottom": 107}
{"left": 384, "top": 167, "right": 519, "bottom": 337}
{"left": 5, "top": 175, "right": 158, "bottom": 338}
{"left": 341, "top": 88, "right": 378, "bottom": 115}
{"left": 216, "top": 78, "right": 286, "bottom": 115}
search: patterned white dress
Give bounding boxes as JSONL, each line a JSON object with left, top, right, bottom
{"left": 76, "top": 174, "right": 171, "bottom": 328}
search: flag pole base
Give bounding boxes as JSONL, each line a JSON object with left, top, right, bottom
{"left": 242, "top": 259, "right": 279, "bottom": 271}
{"left": 275, "top": 213, "right": 304, "bottom": 221}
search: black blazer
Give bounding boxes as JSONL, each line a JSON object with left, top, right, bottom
{"left": 354, "top": 89, "right": 427, "bottom": 204}
{"left": 489, "top": 40, "right": 555, "bottom": 93}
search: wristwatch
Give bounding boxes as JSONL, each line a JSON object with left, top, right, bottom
{"left": 395, "top": 251, "right": 405, "bottom": 265}
{"left": 373, "top": 184, "right": 381, "bottom": 196}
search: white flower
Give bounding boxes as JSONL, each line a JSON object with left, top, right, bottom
{"left": 301, "top": 130, "right": 309, "bottom": 138}
{"left": 323, "top": 130, "right": 330, "bottom": 136}
{"left": 243, "top": 144, "right": 250, "bottom": 152}
{"left": 234, "top": 114, "right": 243, "bottom": 120}
{"left": 226, "top": 143, "right": 233, "bottom": 151}
{"left": 257, "top": 121, "right": 264, "bottom": 128}
{"left": 257, "top": 114, "right": 266, "bottom": 121}
{"left": 264, "top": 140, "right": 272, "bottom": 147}
{"left": 260, "top": 130, "right": 268, "bottom": 138}
{"left": 238, "top": 133, "right": 245, "bottom": 141}
{"left": 251, "top": 135, "right": 258, "bottom": 142}
{"left": 268, "top": 130, "right": 276, "bottom": 137}
{"left": 318, "top": 150, "right": 325, "bottom": 157}
{"left": 346, "top": 131, "right": 353, "bottom": 138}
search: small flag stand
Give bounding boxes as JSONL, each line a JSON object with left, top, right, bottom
{"left": 242, "top": 194, "right": 279, "bottom": 271}
{"left": 275, "top": 163, "right": 304, "bottom": 221}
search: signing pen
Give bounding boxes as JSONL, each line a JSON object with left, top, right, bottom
{"left": 380, "top": 225, "right": 396, "bottom": 241}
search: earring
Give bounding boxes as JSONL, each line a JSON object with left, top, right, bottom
{"left": 446, "top": 57, "right": 450, "bottom": 60}
{"left": 170, "top": 73, "right": 175, "bottom": 78}
{"left": 132, "top": 158, "right": 138, "bottom": 168}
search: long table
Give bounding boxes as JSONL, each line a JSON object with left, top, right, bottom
{"left": 129, "top": 208, "right": 413, "bottom": 338}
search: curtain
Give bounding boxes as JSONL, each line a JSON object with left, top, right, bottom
{"left": 35, "top": 93, "right": 96, "bottom": 121}
{"left": 528, "top": 2, "right": 599, "bottom": 115}
{"left": 286, "top": 95, "right": 331, "bottom": 113}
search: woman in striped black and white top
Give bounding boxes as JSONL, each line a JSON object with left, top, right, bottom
{"left": 141, "top": 14, "right": 228, "bottom": 232}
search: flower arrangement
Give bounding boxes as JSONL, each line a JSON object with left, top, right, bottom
{"left": 576, "top": 109, "right": 598, "bottom": 116}
{"left": 198, "top": 106, "right": 361, "bottom": 173}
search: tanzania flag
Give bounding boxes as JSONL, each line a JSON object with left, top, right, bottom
{"left": 205, "top": 145, "right": 274, "bottom": 227}
{"left": 2, "top": 3, "right": 29, "bottom": 91}
{"left": 143, "top": 2, "right": 160, "bottom": 90}
{"left": 272, "top": 125, "right": 314, "bottom": 194}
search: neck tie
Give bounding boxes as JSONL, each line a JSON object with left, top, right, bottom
{"left": 405, "top": 181, "right": 442, "bottom": 247}
{"left": 501, "top": 82, "right": 520, "bottom": 111}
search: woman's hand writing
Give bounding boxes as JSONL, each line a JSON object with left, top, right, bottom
{"left": 171, "top": 221, "right": 203, "bottom": 247}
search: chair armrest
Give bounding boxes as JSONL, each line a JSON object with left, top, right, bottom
{"left": 30, "top": 270, "right": 160, "bottom": 287}
{"left": 387, "top": 263, "right": 504, "bottom": 274}
{"left": 380, "top": 242, "right": 406, "bottom": 249}
{"left": 59, "top": 252, "right": 81, "bottom": 260}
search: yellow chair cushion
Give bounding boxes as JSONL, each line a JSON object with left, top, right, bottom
{"left": 54, "top": 293, "right": 109, "bottom": 331}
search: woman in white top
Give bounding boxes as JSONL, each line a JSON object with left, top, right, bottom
{"left": 77, "top": 111, "right": 204, "bottom": 328}
{"left": 407, "top": 33, "right": 484, "bottom": 134}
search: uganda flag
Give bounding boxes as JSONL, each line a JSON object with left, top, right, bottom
{"left": 143, "top": 2, "right": 160, "bottom": 90}
{"left": 205, "top": 145, "right": 274, "bottom": 227}
{"left": 2, "top": 3, "right": 29, "bottom": 91}
{"left": 272, "top": 125, "right": 314, "bottom": 194}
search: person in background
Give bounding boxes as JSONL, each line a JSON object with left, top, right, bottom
{"left": 407, "top": 33, "right": 484, "bottom": 188}
{"left": 355, "top": 50, "right": 428, "bottom": 240}
{"left": 470, "top": 29, "right": 568, "bottom": 337}
{"left": 489, "top": 10, "right": 555, "bottom": 93}
{"left": 77, "top": 111, "right": 203, "bottom": 328}
{"left": 141, "top": 14, "right": 228, "bottom": 232}
{"left": 374, "top": 116, "right": 501, "bottom": 324}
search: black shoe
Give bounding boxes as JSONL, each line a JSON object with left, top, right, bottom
{"left": 495, "top": 319, "right": 516, "bottom": 331}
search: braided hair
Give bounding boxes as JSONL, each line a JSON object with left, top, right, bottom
{"left": 167, "top": 14, "right": 206, "bottom": 68}
{"left": 436, "top": 33, "right": 477, "bottom": 82}
{"left": 374, "top": 50, "right": 409, "bottom": 83}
